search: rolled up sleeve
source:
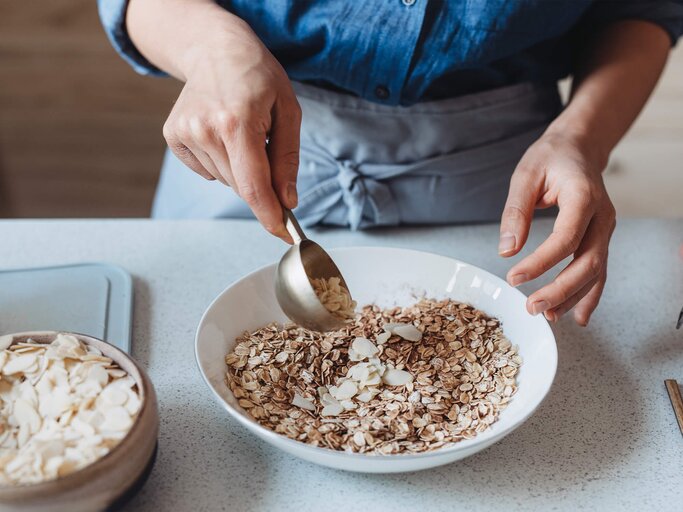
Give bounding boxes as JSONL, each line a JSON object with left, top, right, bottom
{"left": 584, "top": 0, "right": 683, "bottom": 45}
{"left": 97, "top": 0, "right": 167, "bottom": 76}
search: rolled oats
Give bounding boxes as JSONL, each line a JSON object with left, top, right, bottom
{"left": 225, "top": 298, "right": 520, "bottom": 455}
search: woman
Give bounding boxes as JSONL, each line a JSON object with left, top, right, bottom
{"left": 99, "top": 0, "right": 682, "bottom": 325}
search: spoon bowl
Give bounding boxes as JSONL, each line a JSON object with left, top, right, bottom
{"left": 274, "top": 210, "right": 352, "bottom": 332}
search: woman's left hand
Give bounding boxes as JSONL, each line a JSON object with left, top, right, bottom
{"left": 498, "top": 130, "right": 616, "bottom": 325}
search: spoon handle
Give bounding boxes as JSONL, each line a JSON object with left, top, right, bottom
{"left": 283, "top": 209, "right": 307, "bottom": 244}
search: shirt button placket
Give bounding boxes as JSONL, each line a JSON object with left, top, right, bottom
{"left": 402, "top": 0, "right": 416, "bottom": 6}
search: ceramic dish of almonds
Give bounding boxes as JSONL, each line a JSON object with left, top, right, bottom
{"left": 0, "top": 334, "right": 141, "bottom": 486}
{"left": 196, "top": 247, "right": 558, "bottom": 473}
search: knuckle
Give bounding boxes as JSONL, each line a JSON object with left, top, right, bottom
{"left": 572, "top": 188, "right": 594, "bottom": 210}
{"left": 162, "top": 120, "right": 175, "bottom": 142}
{"left": 605, "top": 202, "right": 617, "bottom": 223}
{"left": 288, "top": 100, "right": 303, "bottom": 124}
{"left": 555, "top": 288, "right": 569, "bottom": 305}
{"left": 188, "top": 116, "right": 212, "bottom": 142}
{"left": 584, "top": 254, "right": 604, "bottom": 277}
{"left": 556, "top": 229, "right": 583, "bottom": 255}
{"left": 503, "top": 204, "right": 528, "bottom": 222}
{"left": 238, "top": 182, "right": 262, "bottom": 206}
{"left": 214, "top": 110, "right": 241, "bottom": 139}
{"left": 277, "top": 150, "right": 300, "bottom": 175}
{"left": 529, "top": 253, "right": 551, "bottom": 275}
{"left": 548, "top": 282, "right": 568, "bottom": 305}
{"left": 262, "top": 222, "right": 280, "bottom": 236}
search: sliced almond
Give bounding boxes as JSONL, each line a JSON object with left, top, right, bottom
{"left": 3, "top": 354, "right": 38, "bottom": 375}
{"left": 351, "top": 337, "right": 378, "bottom": 358}
{"left": 0, "top": 335, "right": 14, "bottom": 351}
{"left": 382, "top": 368, "right": 414, "bottom": 386}
{"left": 332, "top": 380, "right": 358, "bottom": 400}
{"left": 375, "top": 332, "right": 391, "bottom": 345}
{"left": 392, "top": 324, "right": 423, "bottom": 342}
{"left": 291, "top": 392, "right": 315, "bottom": 411}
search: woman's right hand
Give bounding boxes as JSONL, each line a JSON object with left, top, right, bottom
{"left": 144, "top": 4, "right": 301, "bottom": 241}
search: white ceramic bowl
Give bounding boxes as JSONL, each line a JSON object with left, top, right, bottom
{"left": 195, "top": 247, "right": 557, "bottom": 473}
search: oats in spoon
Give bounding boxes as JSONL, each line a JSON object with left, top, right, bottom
{"left": 310, "top": 276, "right": 357, "bottom": 320}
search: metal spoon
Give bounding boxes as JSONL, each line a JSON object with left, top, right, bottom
{"left": 275, "top": 209, "right": 353, "bottom": 332}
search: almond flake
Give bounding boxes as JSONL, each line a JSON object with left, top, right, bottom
{"left": 392, "top": 324, "right": 423, "bottom": 342}
{"left": 382, "top": 368, "right": 413, "bottom": 386}
{"left": 351, "top": 337, "right": 379, "bottom": 358}
{"left": 291, "top": 392, "right": 316, "bottom": 411}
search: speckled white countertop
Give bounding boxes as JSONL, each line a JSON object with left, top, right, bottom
{"left": 0, "top": 219, "right": 681, "bottom": 511}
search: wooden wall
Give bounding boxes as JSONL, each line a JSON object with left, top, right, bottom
{"left": 0, "top": 0, "right": 180, "bottom": 217}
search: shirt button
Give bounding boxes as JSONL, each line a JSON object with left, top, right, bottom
{"left": 402, "top": 0, "right": 416, "bottom": 5}
{"left": 374, "top": 85, "right": 390, "bottom": 100}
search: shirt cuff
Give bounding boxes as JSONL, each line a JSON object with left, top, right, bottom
{"left": 97, "top": 0, "right": 167, "bottom": 76}
{"left": 582, "top": 0, "right": 683, "bottom": 46}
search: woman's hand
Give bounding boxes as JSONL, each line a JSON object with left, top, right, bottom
{"left": 127, "top": 0, "right": 301, "bottom": 241}
{"left": 163, "top": 19, "right": 301, "bottom": 241}
{"left": 498, "top": 20, "right": 670, "bottom": 326}
{"left": 498, "top": 130, "right": 616, "bottom": 325}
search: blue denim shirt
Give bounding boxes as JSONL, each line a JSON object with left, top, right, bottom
{"left": 99, "top": 0, "right": 683, "bottom": 106}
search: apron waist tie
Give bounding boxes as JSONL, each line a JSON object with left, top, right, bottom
{"left": 296, "top": 146, "right": 405, "bottom": 230}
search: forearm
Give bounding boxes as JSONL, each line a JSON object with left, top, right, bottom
{"left": 547, "top": 20, "right": 671, "bottom": 167}
{"left": 126, "top": 0, "right": 255, "bottom": 81}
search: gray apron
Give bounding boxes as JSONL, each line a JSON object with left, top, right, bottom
{"left": 152, "top": 81, "right": 562, "bottom": 228}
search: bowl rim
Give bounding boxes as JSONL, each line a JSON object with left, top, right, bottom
{"left": 0, "top": 331, "right": 152, "bottom": 491}
{"left": 195, "top": 246, "right": 558, "bottom": 462}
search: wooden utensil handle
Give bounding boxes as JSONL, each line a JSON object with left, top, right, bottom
{"left": 665, "top": 379, "right": 683, "bottom": 438}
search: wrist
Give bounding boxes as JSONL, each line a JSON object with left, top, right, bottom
{"left": 544, "top": 115, "right": 611, "bottom": 173}
{"left": 177, "top": 10, "right": 249, "bottom": 77}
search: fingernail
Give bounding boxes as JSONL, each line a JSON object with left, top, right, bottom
{"left": 531, "top": 300, "right": 551, "bottom": 315}
{"left": 576, "top": 312, "right": 590, "bottom": 326}
{"left": 286, "top": 182, "right": 298, "bottom": 208}
{"left": 544, "top": 310, "right": 556, "bottom": 322}
{"left": 508, "top": 273, "right": 528, "bottom": 287}
{"left": 498, "top": 233, "right": 516, "bottom": 255}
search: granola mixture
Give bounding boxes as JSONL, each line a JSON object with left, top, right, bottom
{"left": 225, "top": 298, "right": 520, "bottom": 455}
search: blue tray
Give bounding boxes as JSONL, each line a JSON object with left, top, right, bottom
{"left": 0, "top": 263, "right": 133, "bottom": 353}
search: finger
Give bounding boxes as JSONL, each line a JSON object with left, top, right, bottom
{"left": 525, "top": 216, "right": 608, "bottom": 315}
{"left": 499, "top": 167, "right": 541, "bottom": 257}
{"left": 267, "top": 97, "right": 301, "bottom": 210}
{"left": 543, "top": 274, "right": 600, "bottom": 323}
{"left": 166, "top": 139, "right": 216, "bottom": 181}
{"left": 183, "top": 140, "right": 231, "bottom": 186}
{"left": 184, "top": 115, "right": 235, "bottom": 186}
{"left": 198, "top": 140, "right": 237, "bottom": 189}
{"left": 507, "top": 192, "right": 594, "bottom": 286}
{"left": 573, "top": 268, "right": 607, "bottom": 326}
{"left": 224, "top": 122, "right": 290, "bottom": 241}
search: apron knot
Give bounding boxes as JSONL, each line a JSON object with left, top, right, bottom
{"left": 336, "top": 160, "right": 365, "bottom": 230}
{"left": 296, "top": 149, "right": 401, "bottom": 230}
